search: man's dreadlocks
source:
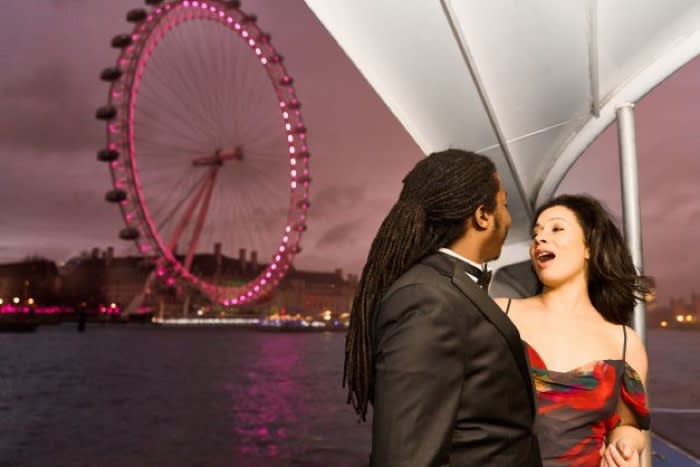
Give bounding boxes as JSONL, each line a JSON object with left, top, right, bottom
{"left": 343, "top": 149, "right": 499, "bottom": 420}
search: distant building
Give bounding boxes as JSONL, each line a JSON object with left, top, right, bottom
{"left": 101, "top": 248, "right": 154, "bottom": 308}
{"left": 650, "top": 295, "right": 699, "bottom": 328}
{"left": 274, "top": 267, "right": 359, "bottom": 318}
{"left": 0, "top": 245, "right": 358, "bottom": 318}
{"left": 0, "top": 258, "right": 59, "bottom": 305}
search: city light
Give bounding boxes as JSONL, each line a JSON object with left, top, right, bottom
{"left": 12, "top": 297, "right": 20, "bottom": 304}
{"left": 153, "top": 317, "right": 260, "bottom": 326}
{"left": 27, "top": 298, "right": 35, "bottom": 305}
{"left": 660, "top": 320, "right": 668, "bottom": 327}
{"left": 676, "top": 315, "right": 685, "bottom": 322}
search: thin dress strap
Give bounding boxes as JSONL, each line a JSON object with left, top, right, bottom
{"left": 505, "top": 298, "right": 512, "bottom": 315}
{"left": 622, "top": 325, "right": 628, "bottom": 362}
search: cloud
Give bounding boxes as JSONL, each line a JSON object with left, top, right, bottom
{"left": 0, "top": 64, "right": 102, "bottom": 152}
{"left": 50, "top": 0, "right": 87, "bottom": 7}
{"left": 307, "top": 185, "right": 367, "bottom": 219}
{"left": 315, "top": 220, "right": 361, "bottom": 249}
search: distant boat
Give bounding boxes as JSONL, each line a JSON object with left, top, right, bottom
{"left": 0, "top": 313, "right": 39, "bottom": 333}
{"left": 257, "top": 318, "right": 347, "bottom": 332}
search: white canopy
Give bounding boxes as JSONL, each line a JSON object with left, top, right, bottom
{"left": 304, "top": 0, "right": 700, "bottom": 268}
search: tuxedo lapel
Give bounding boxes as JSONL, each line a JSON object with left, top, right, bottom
{"left": 423, "top": 253, "right": 536, "bottom": 415}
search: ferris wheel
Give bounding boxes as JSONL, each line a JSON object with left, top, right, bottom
{"left": 95, "top": 0, "right": 311, "bottom": 306}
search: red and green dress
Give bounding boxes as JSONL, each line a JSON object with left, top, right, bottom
{"left": 525, "top": 326, "right": 650, "bottom": 466}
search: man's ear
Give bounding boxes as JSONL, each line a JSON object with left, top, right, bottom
{"left": 473, "top": 205, "right": 490, "bottom": 231}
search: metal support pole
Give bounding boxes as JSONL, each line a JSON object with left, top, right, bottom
{"left": 616, "top": 103, "right": 651, "bottom": 467}
{"left": 616, "top": 104, "right": 646, "bottom": 340}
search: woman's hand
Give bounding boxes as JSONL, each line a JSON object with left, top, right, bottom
{"left": 600, "top": 439, "right": 640, "bottom": 467}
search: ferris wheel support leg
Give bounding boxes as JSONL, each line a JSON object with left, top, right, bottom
{"left": 167, "top": 173, "right": 212, "bottom": 253}
{"left": 616, "top": 103, "right": 652, "bottom": 467}
{"left": 182, "top": 291, "right": 191, "bottom": 317}
{"left": 184, "top": 168, "right": 219, "bottom": 272}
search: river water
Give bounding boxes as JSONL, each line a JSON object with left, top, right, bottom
{"left": 0, "top": 325, "right": 696, "bottom": 466}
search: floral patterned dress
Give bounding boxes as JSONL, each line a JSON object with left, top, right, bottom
{"left": 525, "top": 326, "right": 650, "bottom": 466}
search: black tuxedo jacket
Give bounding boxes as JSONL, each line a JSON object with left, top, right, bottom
{"left": 370, "top": 252, "right": 541, "bottom": 466}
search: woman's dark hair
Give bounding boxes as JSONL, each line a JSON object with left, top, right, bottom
{"left": 534, "top": 194, "right": 653, "bottom": 325}
{"left": 343, "top": 149, "right": 499, "bottom": 420}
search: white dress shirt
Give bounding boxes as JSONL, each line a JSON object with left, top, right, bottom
{"left": 438, "top": 247, "right": 487, "bottom": 285}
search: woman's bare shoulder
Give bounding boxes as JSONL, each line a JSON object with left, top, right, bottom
{"left": 622, "top": 325, "right": 648, "bottom": 378}
{"left": 597, "top": 321, "right": 648, "bottom": 376}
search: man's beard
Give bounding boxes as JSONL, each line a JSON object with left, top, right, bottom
{"left": 487, "top": 213, "right": 508, "bottom": 260}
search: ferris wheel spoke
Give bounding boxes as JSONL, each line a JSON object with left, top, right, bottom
{"left": 146, "top": 49, "right": 222, "bottom": 141}
{"left": 145, "top": 172, "right": 196, "bottom": 220}
{"left": 216, "top": 184, "right": 262, "bottom": 253}
{"left": 233, "top": 161, "right": 290, "bottom": 195}
{"left": 242, "top": 80, "right": 278, "bottom": 126}
{"left": 242, "top": 180, "right": 289, "bottom": 212}
{"left": 231, "top": 177, "right": 286, "bottom": 248}
{"left": 152, "top": 170, "right": 210, "bottom": 233}
{"left": 236, "top": 123, "right": 286, "bottom": 155}
{"left": 242, "top": 147, "right": 292, "bottom": 165}
{"left": 135, "top": 130, "right": 218, "bottom": 164}
{"left": 135, "top": 142, "right": 213, "bottom": 167}
{"left": 189, "top": 22, "right": 226, "bottom": 128}
{"left": 230, "top": 54, "right": 272, "bottom": 141}
{"left": 138, "top": 55, "right": 215, "bottom": 135}
{"left": 193, "top": 24, "right": 244, "bottom": 142}
{"left": 135, "top": 90, "right": 210, "bottom": 142}
{"left": 135, "top": 83, "right": 221, "bottom": 148}
{"left": 168, "top": 21, "right": 223, "bottom": 126}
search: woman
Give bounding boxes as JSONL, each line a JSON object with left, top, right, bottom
{"left": 496, "top": 194, "right": 652, "bottom": 466}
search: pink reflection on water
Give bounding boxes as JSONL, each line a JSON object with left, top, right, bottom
{"left": 228, "top": 335, "right": 310, "bottom": 461}
{"left": 0, "top": 304, "right": 125, "bottom": 315}
{"left": 0, "top": 304, "right": 74, "bottom": 315}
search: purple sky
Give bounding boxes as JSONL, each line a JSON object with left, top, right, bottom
{"left": 1, "top": 0, "right": 698, "bottom": 306}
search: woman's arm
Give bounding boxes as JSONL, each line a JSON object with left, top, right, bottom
{"left": 606, "top": 407, "right": 646, "bottom": 454}
{"left": 602, "top": 326, "right": 649, "bottom": 466}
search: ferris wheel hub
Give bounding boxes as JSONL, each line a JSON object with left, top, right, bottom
{"left": 191, "top": 147, "right": 244, "bottom": 166}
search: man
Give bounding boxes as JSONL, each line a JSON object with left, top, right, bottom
{"left": 343, "top": 149, "right": 541, "bottom": 466}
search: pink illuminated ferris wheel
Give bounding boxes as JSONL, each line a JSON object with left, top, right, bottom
{"left": 95, "top": 0, "right": 311, "bottom": 306}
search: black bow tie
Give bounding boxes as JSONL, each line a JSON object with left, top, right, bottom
{"left": 462, "top": 262, "right": 492, "bottom": 289}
